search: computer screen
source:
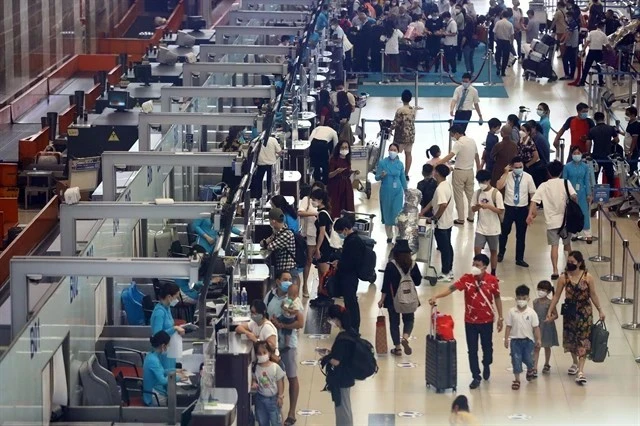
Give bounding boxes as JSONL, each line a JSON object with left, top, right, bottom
{"left": 187, "top": 16, "right": 206, "bottom": 32}
{"left": 176, "top": 30, "right": 196, "bottom": 48}
{"left": 133, "top": 63, "right": 152, "bottom": 86}
{"left": 107, "top": 90, "right": 129, "bottom": 111}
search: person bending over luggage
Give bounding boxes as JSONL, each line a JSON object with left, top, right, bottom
{"left": 320, "top": 305, "right": 357, "bottom": 426}
{"left": 143, "top": 331, "right": 188, "bottom": 406}
{"left": 333, "top": 216, "right": 366, "bottom": 333}
{"left": 429, "top": 254, "right": 503, "bottom": 390}
{"left": 377, "top": 239, "right": 422, "bottom": 357}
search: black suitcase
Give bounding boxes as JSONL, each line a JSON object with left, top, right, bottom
{"left": 425, "top": 307, "right": 457, "bottom": 393}
{"left": 540, "top": 34, "right": 556, "bottom": 48}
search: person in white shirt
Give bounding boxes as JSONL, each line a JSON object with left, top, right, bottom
{"left": 450, "top": 73, "right": 483, "bottom": 132}
{"left": 504, "top": 284, "right": 541, "bottom": 390}
{"left": 235, "top": 299, "right": 280, "bottom": 359}
{"left": 441, "top": 11, "right": 458, "bottom": 73}
{"left": 428, "top": 164, "right": 455, "bottom": 282}
{"left": 250, "top": 136, "right": 282, "bottom": 199}
{"left": 526, "top": 160, "right": 578, "bottom": 280}
{"left": 471, "top": 170, "right": 504, "bottom": 276}
{"left": 309, "top": 125, "right": 339, "bottom": 184}
{"left": 496, "top": 156, "right": 536, "bottom": 267}
{"left": 577, "top": 20, "right": 608, "bottom": 86}
{"left": 380, "top": 21, "right": 404, "bottom": 82}
{"left": 438, "top": 125, "right": 481, "bottom": 225}
{"left": 330, "top": 83, "right": 356, "bottom": 114}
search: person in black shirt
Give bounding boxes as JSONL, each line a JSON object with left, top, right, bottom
{"left": 321, "top": 304, "right": 356, "bottom": 426}
{"left": 378, "top": 240, "right": 422, "bottom": 356}
{"left": 425, "top": 14, "right": 444, "bottom": 71}
{"left": 333, "top": 216, "right": 367, "bottom": 333}
{"left": 625, "top": 106, "right": 640, "bottom": 175}
{"left": 604, "top": 10, "right": 621, "bottom": 35}
{"left": 417, "top": 164, "right": 438, "bottom": 216}
{"left": 587, "top": 111, "right": 619, "bottom": 184}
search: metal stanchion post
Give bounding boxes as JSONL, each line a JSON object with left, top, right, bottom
{"left": 601, "top": 220, "right": 623, "bottom": 282}
{"left": 483, "top": 50, "right": 495, "bottom": 86}
{"left": 587, "top": 72, "right": 594, "bottom": 107}
{"left": 589, "top": 205, "right": 610, "bottom": 262}
{"left": 379, "top": 49, "right": 387, "bottom": 84}
{"left": 622, "top": 263, "right": 640, "bottom": 330}
{"left": 559, "top": 140, "right": 565, "bottom": 164}
{"left": 435, "top": 50, "right": 445, "bottom": 86}
{"left": 414, "top": 71, "right": 423, "bottom": 110}
{"left": 611, "top": 240, "right": 633, "bottom": 305}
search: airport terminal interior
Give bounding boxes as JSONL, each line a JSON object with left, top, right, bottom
{"left": 0, "top": 0, "right": 639, "bottom": 425}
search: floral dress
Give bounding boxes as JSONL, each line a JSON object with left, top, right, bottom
{"left": 517, "top": 135, "right": 537, "bottom": 164}
{"left": 562, "top": 272, "right": 593, "bottom": 356}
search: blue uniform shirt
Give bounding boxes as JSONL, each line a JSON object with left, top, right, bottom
{"left": 150, "top": 303, "right": 175, "bottom": 337}
{"left": 143, "top": 351, "right": 169, "bottom": 405}
{"left": 190, "top": 218, "right": 242, "bottom": 253}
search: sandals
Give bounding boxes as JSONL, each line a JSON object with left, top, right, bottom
{"left": 401, "top": 338, "right": 412, "bottom": 355}
{"left": 568, "top": 364, "right": 578, "bottom": 375}
{"left": 511, "top": 380, "right": 521, "bottom": 390}
{"left": 542, "top": 364, "right": 551, "bottom": 374}
{"left": 453, "top": 220, "right": 465, "bottom": 225}
{"left": 284, "top": 417, "right": 297, "bottom": 426}
{"left": 575, "top": 373, "right": 587, "bottom": 385}
{"left": 526, "top": 370, "right": 536, "bottom": 381}
{"left": 390, "top": 348, "right": 403, "bottom": 356}
{"left": 551, "top": 273, "right": 560, "bottom": 280}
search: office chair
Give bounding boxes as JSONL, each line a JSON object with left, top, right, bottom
{"left": 78, "top": 354, "right": 121, "bottom": 406}
{"left": 104, "top": 340, "right": 145, "bottom": 378}
{"left": 116, "top": 372, "right": 159, "bottom": 407}
{"left": 142, "top": 295, "right": 155, "bottom": 325}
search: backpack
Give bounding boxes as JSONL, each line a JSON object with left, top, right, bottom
{"left": 339, "top": 332, "right": 378, "bottom": 380}
{"left": 390, "top": 260, "right": 419, "bottom": 314}
{"left": 474, "top": 187, "right": 504, "bottom": 222}
{"left": 589, "top": 320, "right": 609, "bottom": 363}
{"left": 357, "top": 236, "right": 377, "bottom": 282}
{"left": 561, "top": 179, "right": 584, "bottom": 234}
{"left": 287, "top": 229, "right": 308, "bottom": 269}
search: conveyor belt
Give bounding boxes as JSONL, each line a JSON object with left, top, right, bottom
{"left": 0, "top": 123, "right": 42, "bottom": 162}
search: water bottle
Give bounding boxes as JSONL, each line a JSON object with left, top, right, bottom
{"left": 241, "top": 287, "right": 248, "bottom": 307}
{"left": 232, "top": 286, "right": 240, "bottom": 306}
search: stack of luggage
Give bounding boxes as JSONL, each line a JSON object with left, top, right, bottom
{"left": 522, "top": 34, "right": 557, "bottom": 82}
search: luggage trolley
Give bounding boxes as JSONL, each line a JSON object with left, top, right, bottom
{"left": 341, "top": 210, "right": 376, "bottom": 237}
{"left": 358, "top": 119, "right": 394, "bottom": 199}
{"left": 415, "top": 218, "right": 438, "bottom": 286}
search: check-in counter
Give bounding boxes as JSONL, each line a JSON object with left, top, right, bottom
{"left": 190, "top": 388, "right": 238, "bottom": 426}
{"left": 215, "top": 332, "right": 253, "bottom": 426}
{"left": 280, "top": 171, "right": 302, "bottom": 206}
{"left": 285, "top": 140, "right": 310, "bottom": 184}
{"left": 235, "top": 263, "right": 271, "bottom": 303}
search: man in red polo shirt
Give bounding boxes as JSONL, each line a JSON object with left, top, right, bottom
{"left": 553, "top": 102, "right": 595, "bottom": 154}
{"left": 429, "top": 254, "right": 504, "bottom": 390}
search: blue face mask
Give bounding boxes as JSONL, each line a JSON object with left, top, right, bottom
{"left": 579, "top": 112, "right": 589, "bottom": 120}
{"left": 572, "top": 154, "right": 582, "bottom": 162}
{"left": 338, "top": 232, "right": 347, "bottom": 240}
{"left": 280, "top": 281, "right": 293, "bottom": 292}
{"left": 513, "top": 167, "right": 524, "bottom": 176}
{"left": 389, "top": 151, "right": 398, "bottom": 159}
{"left": 462, "top": 82, "right": 470, "bottom": 89}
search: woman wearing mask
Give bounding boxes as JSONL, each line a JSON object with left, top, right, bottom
{"left": 270, "top": 195, "right": 300, "bottom": 232}
{"left": 143, "top": 331, "right": 187, "bottom": 406}
{"left": 517, "top": 122, "right": 540, "bottom": 171}
{"left": 521, "top": 122, "right": 547, "bottom": 186}
{"left": 235, "top": 299, "right": 280, "bottom": 360}
{"left": 536, "top": 102, "right": 552, "bottom": 141}
{"left": 150, "top": 282, "right": 185, "bottom": 338}
{"left": 298, "top": 182, "right": 325, "bottom": 297}
{"left": 311, "top": 188, "right": 335, "bottom": 277}
{"left": 328, "top": 141, "right": 357, "bottom": 218}
{"left": 507, "top": 114, "right": 521, "bottom": 144}
{"left": 378, "top": 240, "right": 422, "bottom": 356}
{"left": 375, "top": 143, "right": 408, "bottom": 243}
{"left": 545, "top": 251, "right": 605, "bottom": 385}
{"left": 562, "top": 146, "right": 592, "bottom": 242}
{"left": 320, "top": 305, "right": 357, "bottom": 426}
{"left": 380, "top": 20, "right": 404, "bottom": 82}
{"left": 461, "top": 11, "right": 479, "bottom": 75}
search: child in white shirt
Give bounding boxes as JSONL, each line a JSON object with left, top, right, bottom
{"left": 278, "top": 285, "right": 303, "bottom": 348}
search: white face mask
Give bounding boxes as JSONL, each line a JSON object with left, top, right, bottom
{"left": 389, "top": 151, "right": 398, "bottom": 159}
{"left": 328, "top": 319, "right": 339, "bottom": 328}
{"left": 470, "top": 266, "right": 482, "bottom": 276}
{"left": 536, "top": 109, "right": 545, "bottom": 117}
{"left": 516, "top": 299, "right": 528, "bottom": 308}
{"left": 311, "top": 200, "right": 319, "bottom": 208}
{"left": 537, "top": 290, "right": 548, "bottom": 298}
{"left": 479, "top": 183, "right": 489, "bottom": 191}
{"left": 340, "top": 149, "right": 349, "bottom": 157}
{"left": 257, "top": 354, "right": 269, "bottom": 363}
{"left": 519, "top": 130, "right": 526, "bottom": 139}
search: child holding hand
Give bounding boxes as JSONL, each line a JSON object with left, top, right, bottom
{"left": 532, "top": 280, "right": 559, "bottom": 376}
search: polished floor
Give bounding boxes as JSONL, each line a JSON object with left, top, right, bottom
{"left": 285, "top": 48, "right": 640, "bottom": 425}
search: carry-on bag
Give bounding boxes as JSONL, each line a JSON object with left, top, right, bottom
{"left": 375, "top": 310, "right": 389, "bottom": 355}
{"left": 425, "top": 306, "right": 457, "bottom": 393}
{"left": 589, "top": 320, "right": 609, "bottom": 363}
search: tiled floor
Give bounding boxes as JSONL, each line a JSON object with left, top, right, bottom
{"left": 285, "top": 30, "right": 640, "bottom": 426}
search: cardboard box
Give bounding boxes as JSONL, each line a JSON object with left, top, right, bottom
{"left": 55, "top": 180, "right": 91, "bottom": 201}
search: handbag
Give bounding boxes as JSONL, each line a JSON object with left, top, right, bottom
{"left": 375, "top": 310, "right": 389, "bottom": 354}
{"left": 560, "top": 272, "right": 584, "bottom": 318}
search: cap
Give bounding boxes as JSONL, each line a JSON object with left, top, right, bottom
{"left": 448, "top": 124, "right": 464, "bottom": 134}
{"left": 268, "top": 207, "right": 285, "bottom": 223}
{"left": 393, "top": 239, "right": 411, "bottom": 253}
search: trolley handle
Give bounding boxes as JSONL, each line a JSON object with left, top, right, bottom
{"left": 340, "top": 209, "right": 376, "bottom": 219}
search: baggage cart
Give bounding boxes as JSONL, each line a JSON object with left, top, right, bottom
{"left": 350, "top": 144, "right": 371, "bottom": 197}
{"left": 425, "top": 306, "right": 457, "bottom": 393}
{"left": 358, "top": 119, "right": 393, "bottom": 199}
{"left": 340, "top": 210, "right": 376, "bottom": 238}
{"left": 415, "top": 218, "right": 438, "bottom": 286}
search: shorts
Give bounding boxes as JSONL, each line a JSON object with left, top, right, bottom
{"left": 546, "top": 228, "right": 571, "bottom": 246}
{"left": 280, "top": 347, "right": 298, "bottom": 378}
{"left": 306, "top": 235, "right": 317, "bottom": 247}
{"left": 474, "top": 233, "right": 499, "bottom": 251}
{"left": 397, "top": 142, "right": 413, "bottom": 154}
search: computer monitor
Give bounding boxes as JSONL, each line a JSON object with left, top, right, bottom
{"left": 157, "top": 47, "right": 179, "bottom": 65}
{"left": 187, "top": 15, "right": 206, "bottom": 32}
{"left": 133, "top": 63, "right": 152, "bottom": 86}
{"left": 176, "top": 30, "right": 196, "bottom": 48}
{"left": 107, "top": 90, "right": 129, "bottom": 111}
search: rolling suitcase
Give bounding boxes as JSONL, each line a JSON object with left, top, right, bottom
{"left": 425, "top": 306, "right": 457, "bottom": 393}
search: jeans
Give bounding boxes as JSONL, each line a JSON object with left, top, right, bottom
{"left": 465, "top": 322, "right": 494, "bottom": 381}
{"left": 387, "top": 305, "right": 415, "bottom": 346}
{"left": 499, "top": 205, "right": 529, "bottom": 261}
{"left": 434, "top": 227, "right": 453, "bottom": 274}
{"left": 510, "top": 338, "right": 534, "bottom": 374}
{"left": 563, "top": 46, "right": 578, "bottom": 78}
{"left": 255, "top": 393, "right": 282, "bottom": 426}
{"left": 514, "top": 31, "right": 522, "bottom": 57}
{"left": 579, "top": 49, "right": 604, "bottom": 85}
{"left": 462, "top": 45, "right": 475, "bottom": 74}
{"left": 443, "top": 45, "right": 457, "bottom": 73}
{"left": 495, "top": 39, "right": 511, "bottom": 74}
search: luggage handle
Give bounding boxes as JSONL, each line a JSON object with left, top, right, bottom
{"left": 430, "top": 305, "right": 437, "bottom": 338}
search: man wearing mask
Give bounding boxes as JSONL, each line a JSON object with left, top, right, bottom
{"left": 586, "top": 111, "right": 619, "bottom": 183}
{"left": 425, "top": 13, "right": 444, "bottom": 71}
{"left": 577, "top": 20, "right": 609, "bottom": 87}
{"left": 449, "top": 73, "right": 483, "bottom": 132}
{"left": 427, "top": 164, "right": 456, "bottom": 282}
{"left": 550, "top": 1, "right": 568, "bottom": 57}
{"left": 260, "top": 208, "right": 298, "bottom": 282}
{"left": 395, "top": 6, "right": 413, "bottom": 33}
{"left": 493, "top": 10, "right": 514, "bottom": 77}
{"left": 429, "top": 254, "right": 504, "bottom": 389}
{"left": 441, "top": 12, "right": 458, "bottom": 73}
{"left": 267, "top": 270, "right": 304, "bottom": 426}
{"left": 553, "top": 103, "right": 595, "bottom": 153}
{"left": 451, "top": 2, "right": 466, "bottom": 62}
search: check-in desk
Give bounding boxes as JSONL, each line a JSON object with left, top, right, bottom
{"left": 215, "top": 333, "right": 252, "bottom": 426}
{"left": 235, "top": 263, "right": 271, "bottom": 303}
{"left": 126, "top": 82, "right": 173, "bottom": 102}
{"left": 190, "top": 388, "right": 238, "bottom": 426}
{"left": 285, "top": 140, "right": 310, "bottom": 184}
{"left": 164, "top": 29, "right": 216, "bottom": 45}
{"left": 280, "top": 171, "right": 302, "bottom": 206}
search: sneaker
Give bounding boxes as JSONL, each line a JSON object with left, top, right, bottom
{"left": 401, "top": 338, "right": 413, "bottom": 355}
{"left": 437, "top": 273, "right": 454, "bottom": 282}
{"left": 469, "top": 378, "right": 481, "bottom": 389}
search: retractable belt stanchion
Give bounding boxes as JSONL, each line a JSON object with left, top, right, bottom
{"left": 435, "top": 50, "right": 445, "bottom": 86}
{"left": 611, "top": 239, "right": 633, "bottom": 305}
{"left": 414, "top": 71, "right": 423, "bottom": 110}
{"left": 379, "top": 49, "right": 386, "bottom": 84}
{"left": 622, "top": 263, "right": 640, "bottom": 330}
{"left": 483, "top": 50, "right": 495, "bottom": 86}
{"left": 589, "top": 204, "right": 610, "bottom": 262}
{"left": 601, "top": 219, "right": 623, "bottom": 282}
